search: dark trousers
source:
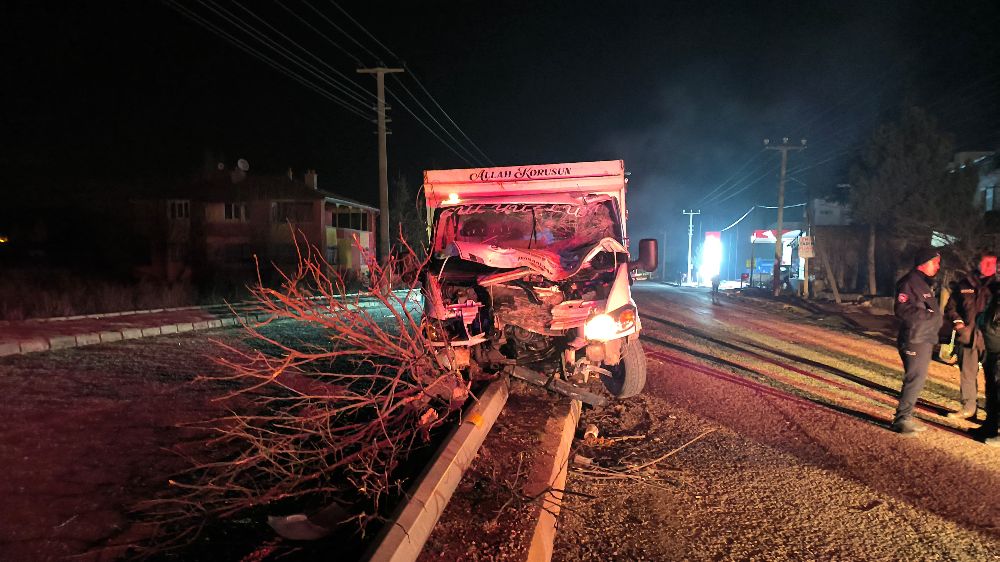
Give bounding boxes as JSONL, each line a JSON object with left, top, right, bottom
{"left": 895, "top": 343, "right": 933, "bottom": 423}
{"left": 983, "top": 352, "right": 1000, "bottom": 430}
{"left": 957, "top": 344, "right": 983, "bottom": 410}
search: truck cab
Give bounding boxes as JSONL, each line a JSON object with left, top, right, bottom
{"left": 422, "top": 160, "right": 656, "bottom": 403}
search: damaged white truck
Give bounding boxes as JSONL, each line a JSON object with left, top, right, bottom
{"left": 422, "top": 160, "right": 657, "bottom": 406}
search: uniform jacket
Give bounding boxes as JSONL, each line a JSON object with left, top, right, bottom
{"left": 981, "top": 292, "right": 1000, "bottom": 352}
{"left": 895, "top": 269, "right": 943, "bottom": 346}
{"left": 944, "top": 271, "right": 993, "bottom": 348}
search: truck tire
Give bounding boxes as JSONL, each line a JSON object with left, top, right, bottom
{"left": 603, "top": 340, "right": 647, "bottom": 398}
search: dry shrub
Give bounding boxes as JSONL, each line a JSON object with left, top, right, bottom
{"left": 0, "top": 268, "right": 195, "bottom": 320}
{"left": 140, "top": 235, "right": 472, "bottom": 548}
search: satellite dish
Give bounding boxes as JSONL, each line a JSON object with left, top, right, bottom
{"left": 217, "top": 162, "right": 225, "bottom": 171}
{"left": 237, "top": 158, "right": 250, "bottom": 172}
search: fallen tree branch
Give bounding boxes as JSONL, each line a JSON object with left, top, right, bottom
{"left": 624, "top": 428, "right": 717, "bottom": 473}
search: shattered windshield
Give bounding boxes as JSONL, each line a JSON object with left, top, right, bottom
{"left": 433, "top": 201, "right": 621, "bottom": 255}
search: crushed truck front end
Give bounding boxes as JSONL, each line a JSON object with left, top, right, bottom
{"left": 421, "top": 161, "right": 656, "bottom": 404}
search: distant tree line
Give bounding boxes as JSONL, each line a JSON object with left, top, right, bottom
{"left": 848, "top": 105, "right": 982, "bottom": 294}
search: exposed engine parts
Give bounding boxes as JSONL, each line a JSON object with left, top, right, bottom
{"left": 422, "top": 161, "right": 659, "bottom": 404}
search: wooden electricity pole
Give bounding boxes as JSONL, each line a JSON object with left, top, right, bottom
{"left": 358, "top": 66, "right": 404, "bottom": 264}
{"left": 764, "top": 137, "right": 806, "bottom": 296}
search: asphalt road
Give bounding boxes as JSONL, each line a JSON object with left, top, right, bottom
{"left": 555, "top": 283, "right": 1000, "bottom": 561}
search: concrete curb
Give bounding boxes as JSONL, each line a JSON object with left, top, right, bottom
{"left": 0, "top": 289, "right": 420, "bottom": 324}
{"left": 523, "top": 399, "right": 582, "bottom": 562}
{"left": 365, "top": 379, "right": 510, "bottom": 562}
{"left": 0, "top": 292, "right": 423, "bottom": 358}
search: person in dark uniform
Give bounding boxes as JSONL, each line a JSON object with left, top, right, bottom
{"left": 711, "top": 274, "right": 721, "bottom": 304}
{"left": 978, "top": 291, "right": 1000, "bottom": 446}
{"left": 943, "top": 252, "right": 997, "bottom": 420}
{"left": 892, "top": 248, "right": 943, "bottom": 434}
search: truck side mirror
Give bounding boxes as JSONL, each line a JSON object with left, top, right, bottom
{"left": 631, "top": 238, "right": 658, "bottom": 272}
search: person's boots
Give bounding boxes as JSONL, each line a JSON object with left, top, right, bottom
{"left": 891, "top": 418, "right": 928, "bottom": 434}
{"left": 946, "top": 404, "right": 978, "bottom": 421}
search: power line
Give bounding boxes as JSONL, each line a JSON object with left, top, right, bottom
{"left": 300, "top": 0, "right": 384, "bottom": 63}
{"left": 308, "top": 1, "right": 490, "bottom": 166}
{"left": 403, "top": 64, "right": 495, "bottom": 166}
{"left": 197, "top": 0, "right": 371, "bottom": 111}
{"left": 709, "top": 163, "right": 780, "bottom": 207}
{"left": 328, "top": 0, "right": 400, "bottom": 62}
{"left": 701, "top": 158, "right": 776, "bottom": 207}
{"left": 720, "top": 206, "right": 755, "bottom": 232}
{"left": 273, "top": 0, "right": 364, "bottom": 67}
{"left": 222, "top": 0, "right": 373, "bottom": 106}
{"left": 387, "top": 76, "right": 483, "bottom": 166}
{"left": 757, "top": 202, "right": 806, "bottom": 209}
{"left": 163, "top": 0, "right": 370, "bottom": 120}
{"left": 386, "top": 88, "right": 478, "bottom": 167}
{"left": 696, "top": 149, "right": 767, "bottom": 205}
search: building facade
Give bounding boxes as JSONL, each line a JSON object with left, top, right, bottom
{"left": 134, "top": 169, "right": 378, "bottom": 284}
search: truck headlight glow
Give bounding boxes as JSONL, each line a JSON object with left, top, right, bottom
{"left": 584, "top": 314, "right": 617, "bottom": 341}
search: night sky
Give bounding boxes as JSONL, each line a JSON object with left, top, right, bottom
{"left": 3, "top": 1, "right": 998, "bottom": 270}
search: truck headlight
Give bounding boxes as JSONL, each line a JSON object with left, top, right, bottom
{"left": 584, "top": 314, "right": 617, "bottom": 341}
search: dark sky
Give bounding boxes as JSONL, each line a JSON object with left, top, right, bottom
{"left": 2, "top": 1, "right": 998, "bottom": 266}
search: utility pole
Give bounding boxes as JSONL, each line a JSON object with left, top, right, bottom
{"left": 682, "top": 209, "right": 701, "bottom": 285}
{"left": 802, "top": 199, "right": 811, "bottom": 298}
{"left": 764, "top": 137, "right": 806, "bottom": 296}
{"left": 358, "top": 66, "right": 404, "bottom": 264}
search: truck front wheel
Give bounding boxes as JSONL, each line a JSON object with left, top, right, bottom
{"left": 602, "top": 339, "right": 647, "bottom": 398}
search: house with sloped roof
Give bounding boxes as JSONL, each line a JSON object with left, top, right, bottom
{"left": 133, "top": 167, "right": 378, "bottom": 284}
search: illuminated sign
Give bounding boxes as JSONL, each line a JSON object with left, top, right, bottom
{"left": 750, "top": 229, "right": 801, "bottom": 243}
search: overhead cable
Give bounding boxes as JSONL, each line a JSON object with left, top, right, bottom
{"left": 403, "top": 64, "right": 495, "bottom": 166}
{"left": 720, "top": 206, "right": 755, "bottom": 232}
{"left": 302, "top": 0, "right": 384, "bottom": 63}
{"left": 387, "top": 76, "right": 484, "bottom": 166}
{"left": 386, "top": 89, "right": 477, "bottom": 167}
{"left": 199, "top": 0, "right": 372, "bottom": 109}
{"left": 163, "top": 1, "right": 370, "bottom": 120}
{"left": 757, "top": 202, "right": 806, "bottom": 209}
{"left": 328, "top": 0, "right": 400, "bottom": 61}
{"left": 696, "top": 149, "right": 767, "bottom": 205}
{"left": 273, "top": 0, "right": 364, "bottom": 67}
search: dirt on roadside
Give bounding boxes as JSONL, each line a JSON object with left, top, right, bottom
{"left": 0, "top": 329, "right": 251, "bottom": 561}
{"left": 418, "top": 382, "right": 558, "bottom": 562}
{"left": 553, "top": 286, "right": 1000, "bottom": 561}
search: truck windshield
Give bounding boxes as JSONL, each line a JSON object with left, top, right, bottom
{"left": 433, "top": 201, "right": 620, "bottom": 254}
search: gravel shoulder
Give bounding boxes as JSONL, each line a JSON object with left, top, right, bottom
{"left": 554, "top": 285, "right": 1000, "bottom": 561}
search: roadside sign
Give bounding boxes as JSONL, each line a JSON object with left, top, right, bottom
{"left": 799, "top": 236, "right": 815, "bottom": 258}
{"left": 740, "top": 273, "right": 749, "bottom": 281}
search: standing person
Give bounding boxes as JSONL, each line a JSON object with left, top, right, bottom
{"left": 943, "top": 252, "right": 997, "bottom": 420}
{"left": 891, "top": 248, "right": 943, "bottom": 434}
{"left": 978, "top": 289, "right": 1000, "bottom": 446}
{"left": 711, "top": 274, "right": 721, "bottom": 304}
